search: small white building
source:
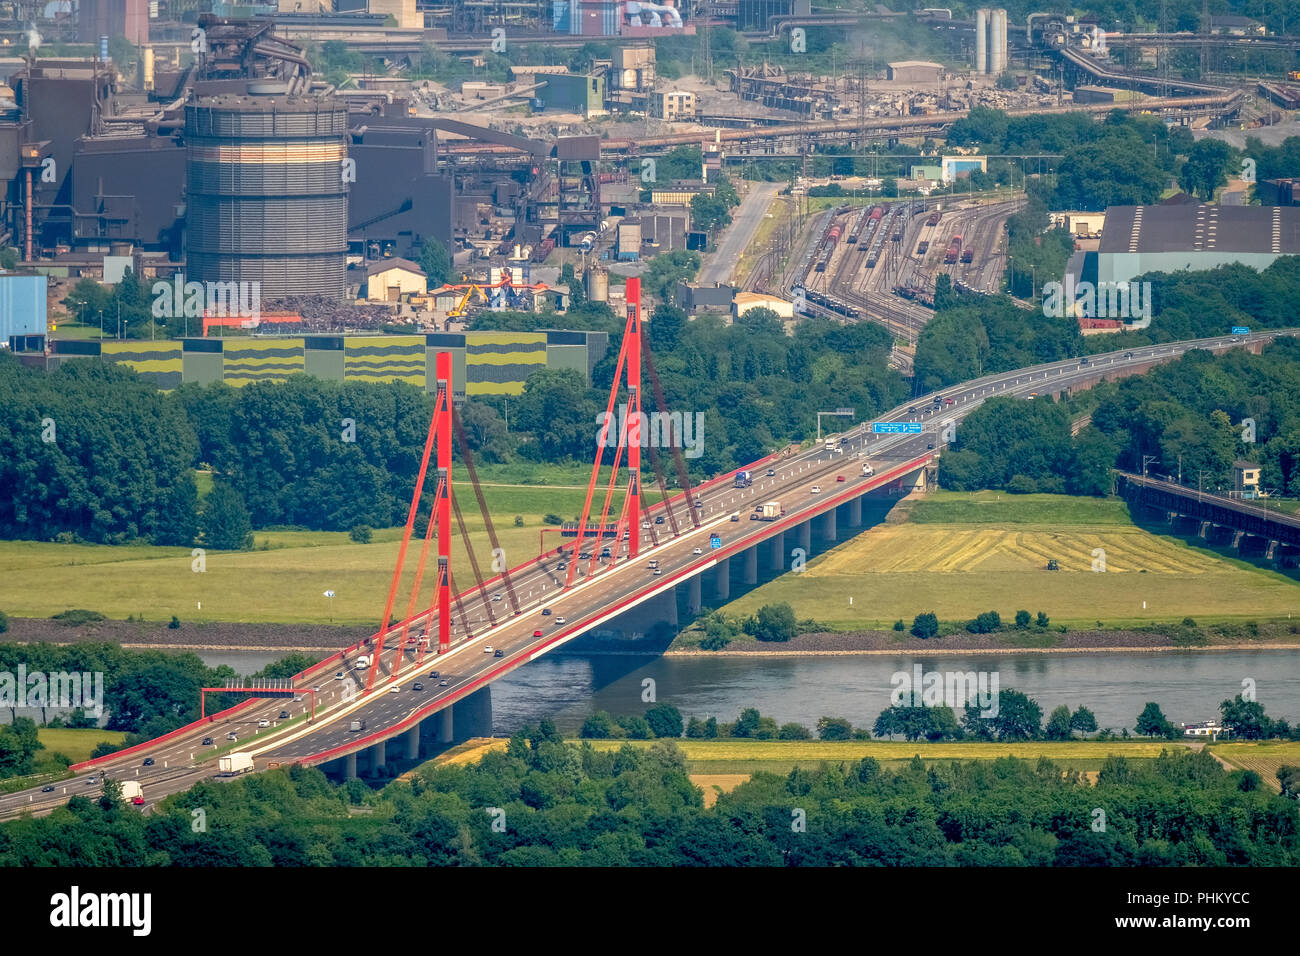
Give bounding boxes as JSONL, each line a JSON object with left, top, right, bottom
{"left": 1182, "top": 720, "right": 1223, "bottom": 739}
{"left": 732, "top": 292, "right": 794, "bottom": 321}
{"left": 366, "top": 258, "right": 428, "bottom": 303}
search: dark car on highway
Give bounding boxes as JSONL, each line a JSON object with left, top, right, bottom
{"left": 142, "top": 757, "right": 154, "bottom": 766}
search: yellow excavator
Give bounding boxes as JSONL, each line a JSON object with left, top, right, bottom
{"left": 448, "top": 283, "right": 489, "bottom": 318}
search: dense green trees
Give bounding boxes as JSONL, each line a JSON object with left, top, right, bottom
{"left": 200, "top": 483, "right": 253, "bottom": 551}
{"left": 4, "top": 732, "right": 1292, "bottom": 866}
{"left": 934, "top": 396, "right": 1116, "bottom": 496}
{"left": 1179, "top": 139, "right": 1237, "bottom": 200}
{"left": 1089, "top": 337, "right": 1300, "bottom": 495}
{"left": 419, "top": 237, "right": 452, "bottom": 288}
{"left": 913, "top": 295, "right": 1080, "bottom": 392}
{"left": 0, "top": 718, "right": 43, "bottom": 777}
{"left": 946, "top": 107, "right": 1178, "bottom": 211}
{"left": 0, "top": 356, "right": 198, "bottom": 544}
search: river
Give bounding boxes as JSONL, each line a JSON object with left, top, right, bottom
{"left": 196, "top": 649, "right": 1300, "bottom": 737}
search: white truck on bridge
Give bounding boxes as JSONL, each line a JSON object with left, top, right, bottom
{"left": 754, "top": 501, "right": 784, "bottom": 521}
{"left": 119, "top": 780, "right": 144, "bottom": 804}
{"left": 218, "top": 752, "right": 255, "bottom": 776}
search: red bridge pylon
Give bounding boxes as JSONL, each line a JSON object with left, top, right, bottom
{"left": 367, "top": 352, "right": 453, "bottom": 692}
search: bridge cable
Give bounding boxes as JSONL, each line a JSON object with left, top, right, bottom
{"left": 641, "top": 338, "right": 700, "bottom": 528}
{"left": 450, "top": 404, "right": 522, "bottom": 616}
{"left": 450, "top": 486, "right": 497, "bottom": 628}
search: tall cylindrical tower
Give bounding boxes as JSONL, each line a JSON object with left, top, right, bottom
{"left": 975, "top": 8, "right": 988, "bottom": 73}
{"left": 185, "top": 91, "right": 349, "bottom": 300}
{"left": 991, "top": 9, "right": 1008, "bottom": 74}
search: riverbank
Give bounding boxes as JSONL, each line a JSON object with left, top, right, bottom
{"left": 2, "top": 616, "right": 367, "bottom": 653}
{"left": 8, "top": 615, "right": 1300, "bottom": 657}
{"left": 667, "top": 621, "right": 1300, "bottom": 656}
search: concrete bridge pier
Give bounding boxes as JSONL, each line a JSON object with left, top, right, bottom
{"left": 684, "top": 574, "right": 702, "bottom": 615}
{"left": 1238, "top": 534, "right": 1269, "bottom": 558}
{"left": 796, "top": 520, "right": 811, "bottom": 554}
{"left": 1230, "top": 530, "right": 1244, "bottom": 550}
{"left": 820, "top": 507, "right": 837, "bottom": 542}
{"left": 437, "top": 707, "right": 453, "bottom": 744}
{"left": 743, "top": 546, "right": 758, "bottom": 584}
{"left": 1197, "top": 520, "right": 1211, "bottom": 539}
{"left": 1266, "top": 539, "right": 1279, "bottom": 561}
{"left": 714, "top": 557, "right": 730, "bottom": 600}
{"left": 344, "top": 752, "right": 357, "bottom": 781}
{"left": 768, "top": 531, "right": 785, "bottom": 571}
{"left": 405, "top": 726, "right": 420, "bottom": 760}
{"left": 847, "top": 497, "right": 862, "bottom": 528}
{"left": 372, "top": 739, "right": 388, "bottom": 775}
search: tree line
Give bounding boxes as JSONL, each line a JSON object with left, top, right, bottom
{"left": 1, "top": 725, "right": 1294, "bottom": 866}
{"left": 576, "top": 693, "right": 1297, "bottom": 746}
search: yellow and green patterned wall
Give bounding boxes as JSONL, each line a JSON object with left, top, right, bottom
{"left": 47, "top": 330, "right": 609, "bottom": 395}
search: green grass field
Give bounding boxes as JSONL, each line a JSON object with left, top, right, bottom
{"left": 36, "top": 728, "right": 129, "bottom": 763}
{"left": 0, "top": 478, "right": 640, "bottom": 623}
{"left": 578, "top": 738, "right": 1186, "bottom": 775}
{"left": 1209, "top": 741, "right": 1300, "bottom": 791}
{"left": 720, "top": 491, "right": 1300, "bottom": 629}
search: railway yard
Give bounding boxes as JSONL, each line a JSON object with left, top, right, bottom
{"left": 772, "top": 195, "right": 1024, "bottom": 362}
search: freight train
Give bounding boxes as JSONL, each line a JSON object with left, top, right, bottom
{"left": 801, "top": 287, "right": 861, "bottom": 319}
{"left": 944, "top": 234, "right": 963, "bottom": 264}
{"left": 814, "top": 224, "right": 842, "bottom": 272}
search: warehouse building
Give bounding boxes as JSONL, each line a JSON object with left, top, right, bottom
{"left": 940, "top": 155, "right": 987, "bottom": 184}
{"left": 1094, "top": 204, "right": 1300, "bottom": 286}
{"left": 365, "top": 259, "right": 427, "bottom": 302}
{"left": 886, "top": 61, "right": 943, "bottom": 84}
{"left": 0, "top": 275, "right": 48, "bottom": 350}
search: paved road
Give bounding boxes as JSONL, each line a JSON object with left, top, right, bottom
{"left": 697, "top": 182, "right": 780, "bottom": 287}
{"left": 3, "top": 329, "right": 1295, "bottom": 816}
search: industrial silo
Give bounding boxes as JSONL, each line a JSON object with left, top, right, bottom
{"left": 185, "top": 90, "right": 349, "bottom": 299}
{"left": 975, "top": 8, "right": 988, "bottom": 74}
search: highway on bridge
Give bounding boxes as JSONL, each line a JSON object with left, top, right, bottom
{"left": 3, "top": 328, "right": 1295, "bottom": 817}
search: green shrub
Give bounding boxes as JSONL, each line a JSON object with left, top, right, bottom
{"left": 51, "top": 609, "right": 106, "bottom": 626}
{"left": 349, "top": 525, "right": 373, "bottom": 543}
